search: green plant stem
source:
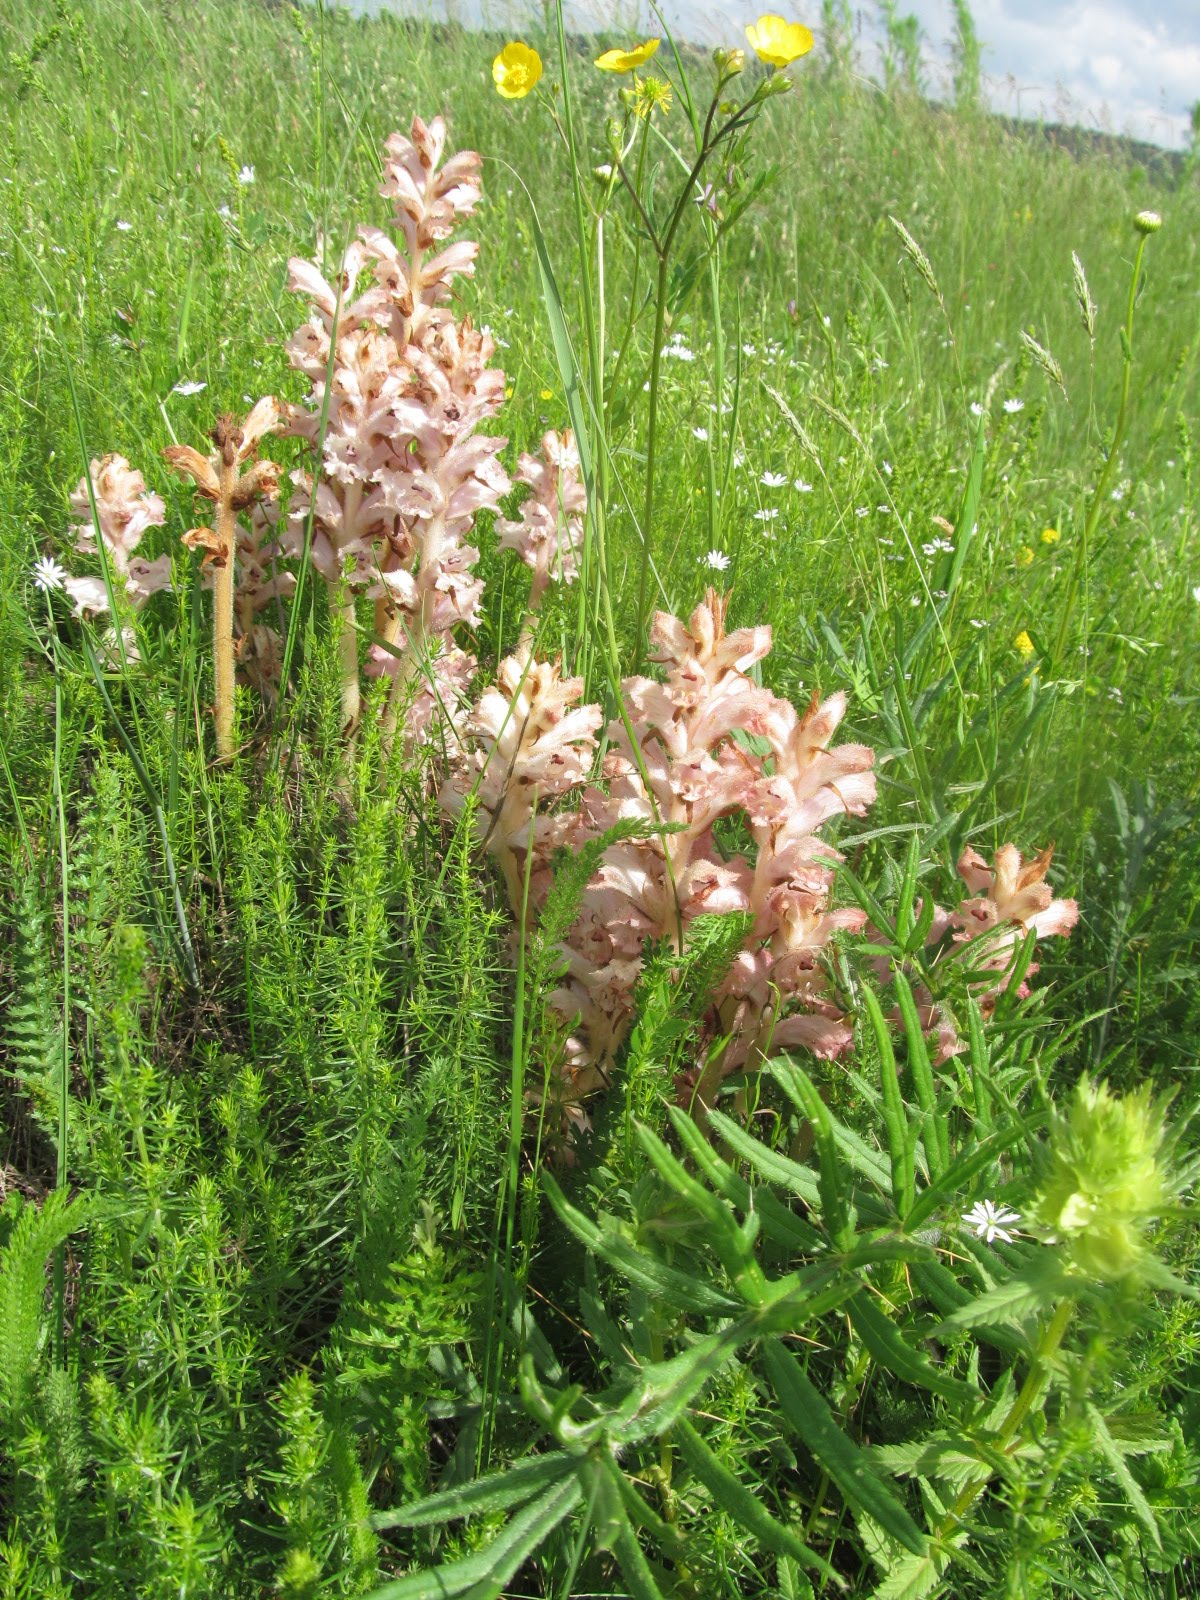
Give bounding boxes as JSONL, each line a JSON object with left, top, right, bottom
{"left": 212, "top": 450, "right": 239, "bottom": 764}
{"left": 940, "top": 1296, "right": 1075, "bottom": 1543}
{"left": 634, "top": 253, "right": 672, "bottom": 664}
{"left": 1051, "top": 234, "right": 1148, "bottom": 676}
{"left": 51, "top": 654, "right": 71, "bottom": 1369}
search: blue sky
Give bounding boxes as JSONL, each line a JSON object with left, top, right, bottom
{"left": 397, "top": 0, "right": 1199, "bottom": 149}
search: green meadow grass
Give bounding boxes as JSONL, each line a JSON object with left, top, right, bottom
{"left": 1, "top": 0, "right": 1199, "bottom": 1594}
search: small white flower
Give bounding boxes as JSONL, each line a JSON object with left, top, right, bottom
{"left": 969, "top": 617, "right": 987, "bottom": 629}
{"left": 1108, "top": 686, "right": 1124, "bottom": 703}
{"left": 754, "top": 507, "right": 779, "bottom": 522}
{"left": 172, "top": 380, "right": 206, "bottom": 396}
{"left": 1003, "top": 397, "right": 1025, "bottom": 414}
{"left": 115, "top": 219, "right": 133, "bottom": 233}
{"left": 692, "top": 426, "right": 708, "bottom": 442}
{"left": 760, "top": 471, "right": 788, "bottom": 488}
{"left": 822, "top": 314, "right": 831, "bottom": 327}
{"left": 855, "top": 506, "right": 870, "bottom": 519}
{"left": 877, "top": 504, "right": 891, "bottom": 514}
{"left": 794, "top": 478, "right": 813, "bottom": 493}
{"left": 217, "top": 204, "right": 233, "bottom": 219}
{"left": 741, "top": 342, "right": 757, "bottom": 358}
{"left": 32, "top": 555, "right": 67, "bottom": 593}
{"left": 733, "top": 451, "right": 746, "bottom": 469}
{"left": 909, "top": 594, "right": 921, "bottom": 607}
{"left": 922, "top": 537, "right": 954, "bottom": 555}
{"left": 962, "top": 1199, "right": 1021, "bottom": 1244}
{"left": 238, "top": 165, "right": 255, "bottom": 185}
{"left": 881, "top": 460, "right": 893, "bottom": 477}
{"left": 1192, "top": 585, "right": 1200, "bottom": 603}
{"left": 703, "top": 548, "right": 730, "bottom": 571}
{"left": 970, "top": 401, "right": 984, "bottom": 417}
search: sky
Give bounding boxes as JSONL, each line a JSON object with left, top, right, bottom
{"left": 378, "top": 0, "right": 1200, "bottom": 151}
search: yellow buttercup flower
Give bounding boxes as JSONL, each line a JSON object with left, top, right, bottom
{"left": 540, "top": 388, "right": 554, "bottom": 401}
{"left": 1015, "top": 545, "right": 1034, "bottom": 568}
{"left": 492, "top": 41, "right": 543, "bottom": 99}
{"left": 1041, "top": 526, "right": 1060, "bottom": 545}
{"left": 1014, "top": 630, "right": 1035, "bottom": 658}
{"left": 595, "top": 37, "right": 660, "bottom": 73}
{"left": 745, "top": 14, "right": 814, "bottom": 68}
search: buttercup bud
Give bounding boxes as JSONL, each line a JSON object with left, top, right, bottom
{"left": 713, "top": 46, "right": 746, "bottom": 76}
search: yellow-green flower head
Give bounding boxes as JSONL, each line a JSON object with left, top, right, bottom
{"left": 595, "top": 37, "right": 660, "bottom": 73}
{"left": 493, "top": 41, "right": 543, "bottom": 99}
{"left": 745, "top": 13, "right": 814, "bottom": 68}
{"left": 634, "top": 75, "right": 674, "bottom": 117}
{"left": 1033, "top": 1076, "right": 1177, "bottom": 1282}
{"left": 1013, "top": 629, "right": 1035, "bottom": 657}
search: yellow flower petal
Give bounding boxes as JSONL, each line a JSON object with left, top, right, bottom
{"left": 595, "top": 37, "right": 661, "bottom": 72}
{"left": 1014, "top": 630, "right": 1035, "bottom": 658}
{"left": 1040, "top": 525, "right": 1060, "bottom": 544}
{"left": 492, "top": 41, "right": 543, "bottom": 99}
{"left": 744, "top": 13, "right": 814, "bottom": 68}
{"left": 1015, "top": 545, "right": 1034, "bottom": 567}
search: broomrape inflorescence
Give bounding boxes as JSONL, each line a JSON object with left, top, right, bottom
{"left": 50, "top": 107, "right": 1079, "bottom": 1138}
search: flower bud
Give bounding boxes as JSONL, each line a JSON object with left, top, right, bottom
{"left": 1133, "top": 209, "right": 1162, "bottom": 234}
{"left": 713, "top": 46, "right": 745, "bottom": 76}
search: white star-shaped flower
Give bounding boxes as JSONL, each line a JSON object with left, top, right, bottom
{"left": 32, "top": 555, "right": 67, "bottom": 593}
{"left": 962, "top": 1199, "right": 1021, "bottom": 1244}
{"left": 703, "top": 548, "right": 730, "bottom": 571}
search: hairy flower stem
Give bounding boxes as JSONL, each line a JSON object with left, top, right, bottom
{"left": 212, "top": 433, "right": 240, "bottom": 763}
{"left": 331, "top": 582, "right": 361, "bottom": 737}
{"left": 939, "top": 1297, "right": 1075, "bottom": 1546}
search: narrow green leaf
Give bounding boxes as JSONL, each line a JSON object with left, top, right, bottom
{"left": 365, "top": 1474, "right": 582, "bottom": 1600}
{"left": 372, "top": 1452, "right": 573, "bottom": 1529}
{"left": 847, "top": 1293, "right": 978, "bottom": 1405}
{"left": 862, "top": 986, "right": 916, "bottom": 1215}
{"left": 674, "top": 1419, "right": 841, "bottom": 1583}
{"left": 707, "top": 1109, "right": 821, "bottom": 1208}
{"left": 769, "top": 1062, "right": 852, "bottom": 1243}
{"left": 762, "top": 1338, "right": 927, "bottom": 1556}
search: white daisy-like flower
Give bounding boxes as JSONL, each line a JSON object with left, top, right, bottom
{"left": 1003, "top": 397, "right": 1025, "bottom": 414}
{"left": 922, "top": 537, "right": 954, "bottom": 555}
{"left": 32, "top": 555, "right": 67, "bottom": 593}
{"left": 970, "top": 401, "right": 984, "bottom": 417}
{"left": 753, "top": 508, "right": 778, "bottom": 522}
{"left": 703, "top": 548, "right": 730, "bottom": 571}
{"left": 115, "top": 220, "right": 133, "bottom": 233}
{"left": 962, "top": 1199, "right": 1021, "bottom": 1244}
{"left": 760, "top": 471, "right": 788, "bottom": 488}
{"left": 794, "top": 478, "right": 813, "bottom": 493}
{"left": 693, "top": 426, "right": 709, "bottom": 442}
{"left": 741, "top": 342, "right": 757, "bottom": 358}
{"left": 238, "top": 165, "right": 255, "bottom": 185}
{"left": 172, "top": 379, "right": 206, "bottom": 396}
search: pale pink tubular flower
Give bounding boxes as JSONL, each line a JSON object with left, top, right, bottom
{"left": 533, "top": 591, "right": 873, "bottom": 1119}
{"left": 64, "top": 453, "right": 171, "bottom": 618}
{"left": 878, "top": 842, "right": 1079, "bottom": 1062}
{"left": 282, "top": 115, "right": 506, "bottom": 742}
{"left": 496, "top": 430, "right": 587, "bottom": 609}
{"left": 442, "top": 651, "right": 602, "bottom": 910}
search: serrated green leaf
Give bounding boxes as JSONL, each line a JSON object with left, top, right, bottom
{"left": 1089, "top": 1403, "right": 1162, "bottom": 1550}
{"left": 935, "top": 1260, "right": 1068, "bottom": 1335}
